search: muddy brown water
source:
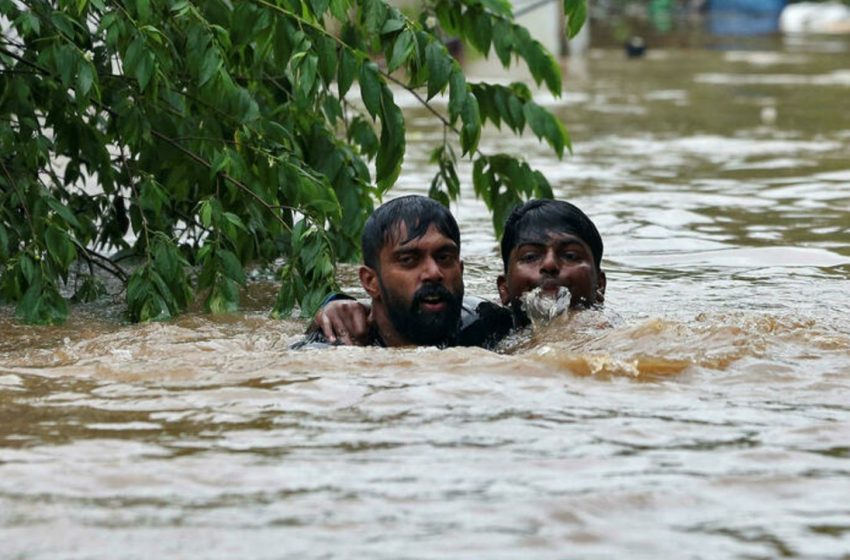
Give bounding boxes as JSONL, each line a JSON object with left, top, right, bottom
{"left": 2, "top": 37, "right": 850, "bottom": 558}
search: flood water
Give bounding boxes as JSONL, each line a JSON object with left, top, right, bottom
{"left": 2, "top": 35, "right": 850, "bottom": 558}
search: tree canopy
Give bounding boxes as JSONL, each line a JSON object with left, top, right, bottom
{"left": 0, "top": 0, "right": 586, "bottom": 324}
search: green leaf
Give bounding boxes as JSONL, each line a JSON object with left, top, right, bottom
{"left": 507, "top": 92, "right": 526, "bottom": 132}
{"left": 375, "top": 88, "right": 404, "bottom": 193}
{"left": 532, "top": 169, "right": 554, "bottom": 199}
{"left": 479, "top": 0, "right": 514, "bottom": 16}
{"left": 316, "top": 36, "right": 338, "bottom": 87}
{"left": 171, "top": 0, "right": 190, "bottom": 15}
{"left": 425, "top": 42, "right": 451, "bottom": 100}
{"left": 297, "top": 54, "right": 319, "bottom": 101}
{"left": 428, "top": 177, "right": 451, "bottom": 208}
{"left": 55, "top": 45, "right": 77, "bottom": 87}
{"left": 564, "top": 0, "right": 588, "bottom": 39}
{"left": 359, "top": 61, "right": 382, "bottom": 119}
{"left": 460, "top": 94, "right": 481, "bottom": 155}
{"left": 210, "top": 150, "right": 231, "bottom": 179}
{"left": 472, "top": 156, "right": 490, "bottom": 201}
{"left": 381, "top": 14, "right": 405, "bottom": 35}
{"left": 218, "top": 249, "right": 246, "bottom": 284}
{"left": 442, "top": 158, "right": 460, "bottom": 199}
{"left": 149, "top": 268, "right": 178, "bottom": 311}
{"left": 17, "top": 278, "right": 68, "bottom": 325}
{"left": 44, "top": 225, "right": 77, "bottom": 270}
{"left": 76, "top": 60, "right": 95, "bottom": 98}
{"left": 348, "top": 116, "right": 378, "bottom": 157}
{"left": 17, "top": 11, "right": 41, "bottom": 37}
{"left": 323, "top": 95, "right": 343, "bottom": 122}
{"left": 338, "top": 48, "right": 355, "bottom": 98}
{"left": 199, "top": 47, "right": 221, "bottom": 87}
{"left": 363, "top": 0, "right": 387, "bottom": 34}
{"left": 208, "top": 275, "right": 240, "bottom": 314}
{"left": 230, "top": 87, "right": 260, "bottom": 124}
{"left": 50, "top": 11, "right": 76, "bottom": 38}
{"left": 478, "top": 84, "right": 501, "bottom": 128}
{"left": 46, "top": 197, "right": 81, "bottom": 229}
{"left": 0, "top": 223, "right": 8, "bottom": 260}
{"left": 222, "top": 211, "right": 248, "bottom": 244}
{"left": 329, "top": 0, "right": 351, "bottom": 19}
{"left": 19, "top": 254, "right": 38, "bottom": 285}
{"left": 300, "top": 235, "right": 323, "bottom": 271}
{"left": 466, "top": 9, "right": 492, "bottom": 55}
{"left": 140, "top": 178, "right": 167, "bottom": 213}
{"left": 124, "top": 35, "right": 156, "bottom": 91}
{"left": 136, "top": 0, "right": 152, "bottom": 22}
{"left": 448, "top": 68, "right": 467, "bottom": 123}
{"left": 272, "top": 18, "right": 294, "bottom": 65}
{"left": 309, "top": 0, "right": 331, "bottom": 19}
{"left": 492, "top": 20, "right": 514, "bottom": 67}
{"left": 387, "top": 28, "right": 413, "bottom": 73}
{"left": 304, "top": 189, "right": 342, "bottom": 215}
{"left": 515, "top": 28, "right": 562, "bottom": 96}
{"left": 523, "top": 102, "right": 568, "bottom": 158}
{"left": 153, "top": 240, "right": 179, "bottom": 282}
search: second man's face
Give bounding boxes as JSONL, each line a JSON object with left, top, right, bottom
{"left": 376, "top": 224, "right": 465, "bottom": 345}
{"left": 498, "top": 231, "right": 605, "bottom": 310}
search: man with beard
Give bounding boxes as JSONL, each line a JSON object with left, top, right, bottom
{"left": 308, "top": 198, "right": 605, "bottom": 349}
{"left": 293, "top": 195, "right": 507, "bottom": 348}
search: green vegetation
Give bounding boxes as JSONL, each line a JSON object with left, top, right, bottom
{"left": 0, "top": 0, "right": 585, "bottom": 324}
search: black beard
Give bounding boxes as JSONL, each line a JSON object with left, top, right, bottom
{"left": 381, "top": 281, "right": 463, "bottom": 346}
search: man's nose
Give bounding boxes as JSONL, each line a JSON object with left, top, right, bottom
{"left": 540, "top": 249, "right": 559, "bottom": 273}
{"left": 420, "top": 256, "right": 444, "bottom": 281}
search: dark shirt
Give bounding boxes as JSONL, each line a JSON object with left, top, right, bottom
{"left": 455, "top": 296, "right": 514, "bottom": 349}
{"left": 291, "top": 296, "right": 514, "bottom": 350}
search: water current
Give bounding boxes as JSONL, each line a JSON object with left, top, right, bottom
{"left": 2, "top": 35, "right": 850, "bottom": 558}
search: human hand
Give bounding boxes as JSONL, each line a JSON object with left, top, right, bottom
{"left": 315, "top": 299, "right": 371, "bottom": 345}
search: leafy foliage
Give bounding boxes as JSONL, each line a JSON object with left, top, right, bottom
{"left": 0, "top": 0, "right": 585, "bottom": 324}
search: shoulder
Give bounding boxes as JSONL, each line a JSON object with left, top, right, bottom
{"left": 456, "top": 296, "right": 514, "bottom": 349}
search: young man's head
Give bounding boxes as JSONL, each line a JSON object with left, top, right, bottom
{"left": 359, "top": 195, "right": 465, "bottom": 347}
{"left": 497, "top": 199, "right": 606, "bottom": 318}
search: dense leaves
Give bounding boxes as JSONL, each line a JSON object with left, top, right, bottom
{"left": 0, "top": 0, "right": 583, "bottom": 324}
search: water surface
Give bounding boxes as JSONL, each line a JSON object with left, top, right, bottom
{"left": 2, "top": 36, "right": 850, "bottom": 558}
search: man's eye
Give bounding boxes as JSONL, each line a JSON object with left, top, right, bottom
{"left": 436, "top": 252, "right": 457, "bottom": 265}
{"left": 561, "top": 251, "right": 580, "bottom": 261}
{"left": 519, "top": 252, "right": 540, "bottom": 263}
{"left": 397, "top": 254, "right": 417, "bottom": 266}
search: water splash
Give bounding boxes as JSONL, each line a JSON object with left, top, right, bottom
{"left": 520, "top": 286, "right": 571, "bottom": 327}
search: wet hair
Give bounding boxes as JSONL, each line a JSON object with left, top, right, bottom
{"left": 362, "top": 195, "right": 461, "bottom": 269}
{"left": 500, "top": 199, "right": 603, "bottom": 272}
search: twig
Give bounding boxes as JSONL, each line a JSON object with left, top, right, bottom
{"left": 78, "top": 244, "right": 129, "bottom": 282}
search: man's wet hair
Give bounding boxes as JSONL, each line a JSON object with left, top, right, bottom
{"left": 362, "top": 195, "right": 461, "bottom": 269}
{"left": 500, "top": 199, "right": 603, "bottom": 272}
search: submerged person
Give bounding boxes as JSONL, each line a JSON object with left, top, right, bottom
{"left": 311, "top": 198, "right": 606, "bottom": 348}
{"left": 496, "top": 198, "right": 606, "bottom": 327}
{"left": 293, "top": 195, "right": 511, "bottom": 349}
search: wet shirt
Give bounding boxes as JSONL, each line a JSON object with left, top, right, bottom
{"left": 291, "top": 296, "right": 514, "bottom": 350}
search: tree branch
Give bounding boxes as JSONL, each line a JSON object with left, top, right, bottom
{"left": 77, "top": 244, "right": 129, "bottom": 283}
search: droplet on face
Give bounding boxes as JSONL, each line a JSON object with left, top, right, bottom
{"left": 520, "top": 286, "right": 571, "bottom": 327}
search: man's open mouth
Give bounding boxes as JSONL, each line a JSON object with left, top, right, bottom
{"left": 536, "top": 280, "right": 565, "bottom": 297}
{"left": 419, "top": 294, "right": 447, "bottom": 312}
